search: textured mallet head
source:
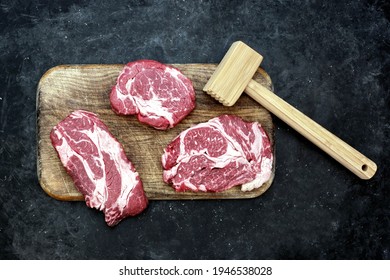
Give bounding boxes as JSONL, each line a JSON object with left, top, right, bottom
{"left": 203, "top": 41, "right": 263, "bottom": 106}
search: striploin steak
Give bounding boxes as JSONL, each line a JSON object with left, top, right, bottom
{"left": 162, "top": 115, "right": 273, "bottom": 192}
{"left": 110, "top": 60, "right": 196, "bottom": 130}
{"left": 50, "top": 110, "right": 148, "bottom": 226}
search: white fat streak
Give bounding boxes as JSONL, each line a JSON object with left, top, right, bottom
{"left": 55, "top": 112, "right": 139, "bottom": 214}
{"left": 182, "top": 179, "right": 198, "bottom": 191}
{"left": 93, "top": 126, "right": 139, "bottom": 213}
{"left": 241, "top": 124, "right": 272, "bottom": 191}
{"left": 125, "top": 76, "right": 135, "bottom": 93}
{"left": 53, "top": 130, "right": 74, "bottom": 166}
{"left": 241, "top": 157, "right": 273, "bottom": 191}
{"left": 249, "top": 123, "right": 264, "bottom": 159}
{"left": 134, "top": 96, "right": 174, "bottom": 125}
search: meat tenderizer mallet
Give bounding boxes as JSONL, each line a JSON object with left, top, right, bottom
{"left": 203, "top": 41, "right": 377, "bottom": 179}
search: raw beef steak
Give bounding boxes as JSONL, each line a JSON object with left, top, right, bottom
{"left": 162, "top": 115, "right": 273, "bottom": 192}
{"left": 50, "top": 110, "right": 148, "bottom": 226}
{"left": 110, "top": 60, "right": 196, "bottom": 130}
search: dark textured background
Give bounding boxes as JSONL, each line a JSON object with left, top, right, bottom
{"left": 0, "top": 0, "right": 389, "bottom": 259}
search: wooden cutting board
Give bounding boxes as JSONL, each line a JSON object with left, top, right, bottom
{"left": 37, "top": 64, "right": 275, "bottom": 200}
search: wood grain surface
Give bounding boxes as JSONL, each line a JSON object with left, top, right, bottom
{"left": 36, "top": 64, "right": 275, "bottom": 200}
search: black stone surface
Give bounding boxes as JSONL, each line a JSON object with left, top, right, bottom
{"left": 0, "top": 0, "right": 389, "bottom": 260}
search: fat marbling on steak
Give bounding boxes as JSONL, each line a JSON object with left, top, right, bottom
{"left": 162, "top": 115, "right": 273, "bottom": 192}
{"left": 50, "top": 110, "right": 148, "bottom": 226}
{"left": 110, "top": 60, "right": 196, "bottom": 130}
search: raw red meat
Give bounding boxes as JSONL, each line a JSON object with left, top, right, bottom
{"left": 162, "top": 115, "right": 273, "bottom": 192}
{"left": 110, "top": 60, "right": 196, "bottom": 130}
{"left": 50, "top": 110, "right": 148, "bottom": 226}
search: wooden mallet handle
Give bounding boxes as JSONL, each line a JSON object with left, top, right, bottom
{"left": 246, "top": 79, "right": 377, "bottom": 179}
{"left": 204, "top": 41, "right": 377, "bottom": 179}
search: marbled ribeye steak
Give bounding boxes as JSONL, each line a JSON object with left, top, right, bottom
{"left": 162, "top": 115, "right": 273, "bottom": 192}
{"left": 110, "top": 60, "right": 196, "bottom": 130}
{"left": 50, "top": 110, "right": 148, "bottom": 226}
